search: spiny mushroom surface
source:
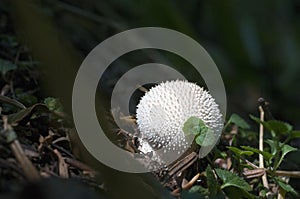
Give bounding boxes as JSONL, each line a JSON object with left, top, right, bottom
{"left": 136, "top": 80, "right": 223, "bottom": 158}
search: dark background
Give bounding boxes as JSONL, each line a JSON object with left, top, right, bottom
{"left": 2, "top": 0, "right": 300, "bottom": 127}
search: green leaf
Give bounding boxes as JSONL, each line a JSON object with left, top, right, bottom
{"left": 265, "top": 120, "right": 293, "bottom": 135}
{"left": 0, "top": 58, "right": 17, "bottom": 75}
{"left": 290, "top": 131, "right": 300, "bottom": 139}
{"left": 188, "top": 185, "right": 209, "bottom": 196}
{"left": 282, "top": 144, "right": 297, "bottom": 157}
{"left": 249, "top": 114, "right": 261, "bottom": 124}
{"left": 241, "top": 146, "right": 273, "bottom": 162}
{"left": 183, "top": 116, "right": 206, "bottom": 136}
{"left": 277, "top": 180, "right": 298, "bottom": 196}
{"left": 265, "top": 139, "right": 278, "bottom": 155}
{"left": 249, "top": 114, "right": 270, "bottom": 131}
{"left": 195, "top": 127, "right": 215, "bottom": 147}
{"left": 227, "top": 146, "right": 254, "bottom": 156}
{"left": 249, "top": 115, "right": 293, "bottom": 135}
{"left": 8, "top": 103, "right": 49, "bottom": 124}
{"left": 181, "top": 189, "right": 206, "bottom": 199}
{"left": 44, "top": 97, "right": 63, "bottom": 112}
{"left": 215, "top": 169, "right": 252, "bottom": 192}
{"left": 183, "top": 116, "right": 215, "bottom": 147}
{"left": 228, "top": 114, "right": 250, "bottom": 129}
{"left": 275, "top": 144, "right": 297, "bottom": 169}
{"left": 249, "top": 115, "right": 270, "bottom": 133}
{"left": 222, "top": 186, "right": 254, "bottom": 199}
{"left": 206, "top": 165, "right": 219, "bottom": 197}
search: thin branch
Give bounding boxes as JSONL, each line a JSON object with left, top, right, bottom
{"left": 246, "top": 159, "right": 300, "bottom": 178}
{"left": 171, "top": 173, "right": 200, "bottom": 195}
{"left": 273, "top": 170, "right": 300, "bottom": 178}
{"left": 259, "top": 105, "right": 269, "bottom": 189}
{"left": 0, "top": 95, "right": 26, "bottom": 109}
{"left": 53, "top": 149, "right": 69, "bottom": 178}
{"left": 138, "top": 85, "right": 148, "bottom": 93}
{"left": 2, "top": 116, "right": 40, "bottom": 181}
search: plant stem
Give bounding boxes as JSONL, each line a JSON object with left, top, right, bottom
{"left": 274, "top": 170, "right": 300, "bottom": 178}
{"left": 259, "top": 105, "right": 269, "bottom": 189}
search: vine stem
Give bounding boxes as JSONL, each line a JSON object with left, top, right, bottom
{"left": 259, "top": 105, "right": 269, "bottom": 189}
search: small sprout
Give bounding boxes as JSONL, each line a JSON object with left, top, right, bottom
{"left": 182, "top": 116, "right": 206, "bottom": 136}
{"left": 44, "top": 97, "right": 63, "bottom": 112}
{"left": 183, "top": 116, "right": 215, "bottom": 147}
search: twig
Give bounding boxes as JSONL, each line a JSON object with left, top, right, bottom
{"left": 182, "top": 173, "right": 200, "bottom": 190}
{"left": 171, "top": 173, "right": 200, "bottom": 195}
{"left": 65, "top": 157, "right": 95, "bottom": 172}
{"left": 259, "top": 105, "right": 269, "bottom": 189}
{"left": 2, "top": 116, "right": 40, "bottom": 181}
{"left": 53, "top": 149, "right": 69, "bottom": 178}
{"left": 167, "top": 151, "right": 198, "bottom": 178}
{"left": 50, "top": 143, "right": 75, "bottom": 158}
{"left": 0, "top": 95, "right": 26, "bottom": 109}
{"left": 258, "top": 98, "right": 274, "bottom": 119}
{"left": 273, "top": 170, "right": 300, "bottom": 178}
{"left": 245, "top": 159, "right": 259, "bottom": 168}
{"left": 245, "top": 159, "right": 300, "bottom": 178}
{"left": 243, "top": 168, "right": 266, "bottom": 179}
{"left": 137, "top": 85, "right": 148, "bottom": 93}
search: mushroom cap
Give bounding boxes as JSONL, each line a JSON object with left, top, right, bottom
{"left": 136, "top": 80, "right": 223, "bottom": 155}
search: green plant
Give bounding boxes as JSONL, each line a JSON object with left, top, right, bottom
{"left": 182, "top": 109, "right": 300, "bottom": 198}
{"left": 183, "top": 116, "right": 215, "bottom": 147}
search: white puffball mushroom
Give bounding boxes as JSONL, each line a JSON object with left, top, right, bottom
{"left": 136, "top": 80, "right": 223, "bottom": 159}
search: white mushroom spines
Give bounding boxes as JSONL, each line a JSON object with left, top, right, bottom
{"left": 136, "top": 80, "right": 223, "bottom": 155}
